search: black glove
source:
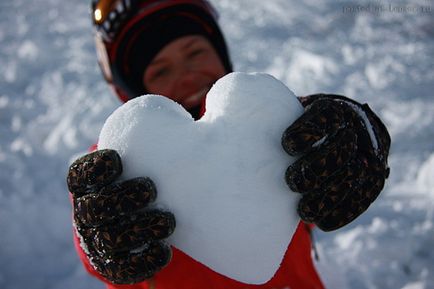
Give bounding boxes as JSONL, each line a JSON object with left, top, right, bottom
{"left": 282, "top": 94, "right": 390, "bottom": 231}
{"left": 67, "top": 149, "right": 175, "bottom": 284}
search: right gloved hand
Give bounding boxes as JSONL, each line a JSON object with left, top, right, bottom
{"left": 282, "top": 94, "right": 390, "bottom": 231}
{"left": 67, "top": 149, "right": 175, "bottom": 285}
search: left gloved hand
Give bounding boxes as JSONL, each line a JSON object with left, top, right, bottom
{"left": 67, "top": 149, "right": 175, "bottom": 284}
{"left": 282, "top": 94, "right": 390, "bottom": 231}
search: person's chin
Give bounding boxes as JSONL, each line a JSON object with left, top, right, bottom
{"left": 182, "top": 88, "right": 210, "bottom": 120}
{"left": 187, "top": 102, "right": 205, "bottom": 120}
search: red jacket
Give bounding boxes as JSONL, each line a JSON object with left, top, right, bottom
{"left": 75, "top": 102, "right": 325, "bottom": 288}
{"left": 74, "top": 221, "right": 324, "bottom": 289}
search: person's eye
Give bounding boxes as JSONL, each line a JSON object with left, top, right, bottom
{"left": 150, "top": 67, "right": 170, "bottom": 81}
{"left": 188, "top": 48, "right": 206, "bottom": 58}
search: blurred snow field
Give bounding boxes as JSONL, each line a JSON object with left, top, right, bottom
{"left": 0, "top": 0, "right": 433, "bottom": 288}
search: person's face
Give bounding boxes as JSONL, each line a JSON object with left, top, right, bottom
{"left": 143, "top": 35, "right": 227, "bottom": 118}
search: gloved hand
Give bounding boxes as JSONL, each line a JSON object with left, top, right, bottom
{"left": 282, "top": 94, "right": 390, "bottom": 231}
{"left": 67, "top": 149, "right": 175, "bottom": 284}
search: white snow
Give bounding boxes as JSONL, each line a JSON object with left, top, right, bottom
{"left": 98, "top": 72, "right": 303, "bottom": 284}
{"left": 416, "top": 154, "right": 434, "bottom": 196}
{"left": 1, "top": 0, "right": 433, "bottom": 289}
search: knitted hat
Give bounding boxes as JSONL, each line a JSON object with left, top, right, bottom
{"left": 99, "top": 2, "right": 232, "bottom": 102}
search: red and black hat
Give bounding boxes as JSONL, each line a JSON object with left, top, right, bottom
{"left": 92, "top": 0, "right": 232, "bottom": 102}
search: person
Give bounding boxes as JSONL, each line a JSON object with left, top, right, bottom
{"left": 67, "top": 1, "right": 391, "bottom": 289}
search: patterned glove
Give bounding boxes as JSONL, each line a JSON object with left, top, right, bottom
{"left": 282, "top": 94, "right": 390, "bottom": 231}
{"left": 67, "top": 149, "right": 175, "bottom": 284}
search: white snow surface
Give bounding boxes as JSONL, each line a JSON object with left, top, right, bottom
{"left": 0, "top": 0, "right": 433, "bottom": 288}
{"left": 98, "top": 73, "right": 303, "bottom": 284}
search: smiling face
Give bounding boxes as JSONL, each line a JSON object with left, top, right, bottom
{"left": 143, "top": 35, "right": 227, "bottom": 119}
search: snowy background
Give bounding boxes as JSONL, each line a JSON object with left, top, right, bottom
{"left": 0, "top": 0, "right": 433, "bottom": 288}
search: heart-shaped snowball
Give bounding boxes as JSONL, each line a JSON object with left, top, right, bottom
{"left": 98, "top": 72, "right": 303, "bottom": 284}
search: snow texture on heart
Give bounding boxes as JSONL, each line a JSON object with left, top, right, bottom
{"left": 98, "top": 72, "right": 304, "bottom": 284}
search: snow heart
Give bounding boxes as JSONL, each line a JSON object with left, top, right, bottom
{"left": 98, "top": 72, "right": 303, "bottom": 284}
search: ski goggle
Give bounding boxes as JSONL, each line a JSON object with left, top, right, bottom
{"left": 91, "top": 0, "right": 218, "bottom": 42}
{"left": 91, "top": 0, "right": 137, "bottom": 42}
